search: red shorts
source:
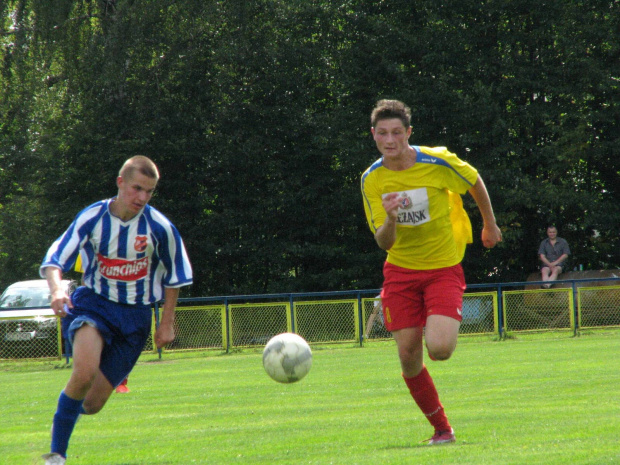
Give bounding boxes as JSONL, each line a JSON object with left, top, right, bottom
{"left": 381, "top": 262, "right": 466, "bottom": 331}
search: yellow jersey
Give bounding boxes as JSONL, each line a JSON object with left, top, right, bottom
{"left": 361, "top": 146, "right": 477, "bottom": 270}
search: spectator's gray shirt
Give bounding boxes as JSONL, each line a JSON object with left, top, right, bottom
{"left": 538, "top": 237, "right": 570, "bottom": 264}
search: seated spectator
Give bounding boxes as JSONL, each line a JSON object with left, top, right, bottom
{"left": 538, "top": 226, "right": 570, "bottom": 288}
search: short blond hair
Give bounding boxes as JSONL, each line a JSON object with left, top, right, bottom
{"left": 119, "top": 155, "right": 159, "bottom": 181}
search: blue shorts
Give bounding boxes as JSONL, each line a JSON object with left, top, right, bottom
{"left": 65, "top": 287, "right": 152, "bottom": 387}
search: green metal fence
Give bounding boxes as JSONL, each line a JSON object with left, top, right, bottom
{"left": 1, "top": 278, "right": 619, "bottom": 360}
{"left": 577, "top": 285, "right": 620, "bottom": 328}
{"left": 503, "top": 288, "right": 575, "bottom": 332}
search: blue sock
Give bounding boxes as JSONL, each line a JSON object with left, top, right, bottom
{"left": 51, "top": 391, "right": 84, "bottom": 458}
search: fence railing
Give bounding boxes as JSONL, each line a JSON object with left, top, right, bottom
{"left": 468, "top": 276, "right": 620, "bottom": 337}
{"left": 160, "top": 276, "right": 620, "bottom": 354}
{"left": 1, "top": 277, "right": 619, "bottom": 360}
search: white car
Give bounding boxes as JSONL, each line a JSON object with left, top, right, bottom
{"left": 0, "top": 279, "right": 76, "bottom": 358}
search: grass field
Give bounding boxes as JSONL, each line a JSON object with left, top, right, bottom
{"left": 2, "top": 331, "right": 619, "bottom": 465}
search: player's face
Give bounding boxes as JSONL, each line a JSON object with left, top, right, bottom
{"left": 547, "top": 227, "right": 557, "bottom": 239}
{"left": 115, "top": 172, "right": 158, "bottom": 220}
{"left": 372, "top": 118, "right": 412, "bottom": 160}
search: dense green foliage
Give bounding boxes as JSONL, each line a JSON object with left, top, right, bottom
{"left": 1, "top": 1, "right": 618, "bottom": 296}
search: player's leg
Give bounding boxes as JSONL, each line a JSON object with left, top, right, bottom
{"left": 413, "top": 265, "right": 463, "bottom": 443}
{"left": 541, "top": 266, "right": 551, "bottom": 287}
{"left": 65, "top": 324, "right": 104, "bottom": 398}
{"left": 393, "top": 326, "right": 425, "bottom": 377}
{"left": 382, "top": 263, "right": 453, "bottom": 442}
{"left": 82, "top": 370, "right": 115, "bottom": 414}
{"left": 49, "top": 324, "right": 104, "bottom": 459}
{"left": 395, "top": 326, "right": 453, "bottom": 439}
{"left": 94, "top": 308, "right": 149, "bottom": 402}
{"left": 425, "top": 315, "right": 461, "bottom": 361}
{"left": 423, "top": 264, "right": 464, "bottom": 361}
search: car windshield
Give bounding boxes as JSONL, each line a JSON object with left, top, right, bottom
{"left": 0, "top": 287, "right": 51, "bottom": 309}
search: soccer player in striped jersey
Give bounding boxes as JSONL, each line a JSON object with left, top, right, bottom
{"left": 361, "top": 100, "right": 502, "bottom": 446}
{"left": 40, "top": 156, "right": 193, "bottom": 464}
{"left": 73, "top": 253, "right": 131, "bottom": 393}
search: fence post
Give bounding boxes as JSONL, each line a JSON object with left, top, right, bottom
{"left": 225, "top": 297, "right": 230, "bottom": 353}
{"left": 572, "top": 280, "right": 579, "bottom": 337}
{"left": 290, "top": 294, "right": 296, "bottom": 334}
{"left": 497, "top": 283, "right": 504, "bottom": 339}
{"left": 357, "top": 292, "right": 363, "bottom": 347}
{"left": 153, "top": 301, "right": 162, "bottom": 359}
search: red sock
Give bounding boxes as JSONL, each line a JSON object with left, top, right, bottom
{"left": 403, "top": 366, "right": 451, "bottom": 432}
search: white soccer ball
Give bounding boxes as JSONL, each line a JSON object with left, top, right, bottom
{"left": 262, "top": 333, "right": 312, "bottom": 383}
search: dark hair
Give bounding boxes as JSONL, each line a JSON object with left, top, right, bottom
{"left": 371, "top": 99, "right": 412, "bottom": 128}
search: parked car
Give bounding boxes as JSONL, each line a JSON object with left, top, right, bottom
{"left": 0, "top": 279, "right": 76, "bottom": 358}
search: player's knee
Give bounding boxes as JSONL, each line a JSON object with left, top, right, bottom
{"left": 82, "top": 398, "right": 106, "bottom": 414}
{"left": 427, "top": 344, "right": 455, "bottom": 361}
{"left": 398, "top": 345, "right": 422, "bottom": 366}
{"left": 82, "top": 404, "right": 102, "bottom": 415}
{"left": 70, "top": 371, "right": 97, "bottom": 392}
{"left": 429, "top": 350, "right": 452, "bottom": 361}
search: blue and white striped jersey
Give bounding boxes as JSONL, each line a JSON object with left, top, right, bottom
{"left": 40, "top": 198, "right": 193, "bottom": 305}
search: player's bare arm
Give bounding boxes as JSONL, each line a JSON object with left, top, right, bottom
{"left": 44, "top": 266, "right": 72, "bottom": 316}
{"left": 154, "top": 286, "right": 180, "bottom": 349}
{"left": 375, "top": 192, "right": 401, "bottom": 250}
{"left": 468, "top": 175, "right": 502, "bottom": 248}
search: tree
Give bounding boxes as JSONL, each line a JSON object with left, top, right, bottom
{"left": 1, "top": 0, "right": 618, "bottom": 295}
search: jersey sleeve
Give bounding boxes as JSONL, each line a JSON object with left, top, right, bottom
{"left": 419, "top": 146, "right": 479, "bottom": 193}
{"left": 361, "top": 162, "right": 386, "bottom": 234}
{"left": 39, "top": 202, "right": 104, "bottom": 277}
{"left": 162, "top": 226, "right": 193, "bottom": 288}
{"left": 148, "top": 210, "right": 193, "bottom": 289}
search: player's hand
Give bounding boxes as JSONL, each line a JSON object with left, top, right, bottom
{"left": 50, "top": 290, "right": 73, "bottom": 318}
{"left": 154, "top": 323, "right": 175, "bottom": 349}
{"left": 481, "top": 223, "right": 502, "bottom": 248}
{"left": 382, "top": 192, "right": 402, "bottom": 219}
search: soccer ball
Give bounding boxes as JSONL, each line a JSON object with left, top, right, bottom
{"left": 262, "top": 333, "right": 312, "bottom": 383}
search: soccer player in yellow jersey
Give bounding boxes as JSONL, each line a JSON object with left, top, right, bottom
{"left": 361, "top": 99, "right": 502, "bottom": 445}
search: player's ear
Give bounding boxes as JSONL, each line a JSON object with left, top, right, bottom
{"left": 116, "top": 176, "right": 123, "bottom": 189}
{"left": 371, "top": 127, "right": 375, "bottom": 136}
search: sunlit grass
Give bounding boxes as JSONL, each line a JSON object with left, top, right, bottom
{"left": 2, "top": 331, "right": 619, "bottom": 464}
